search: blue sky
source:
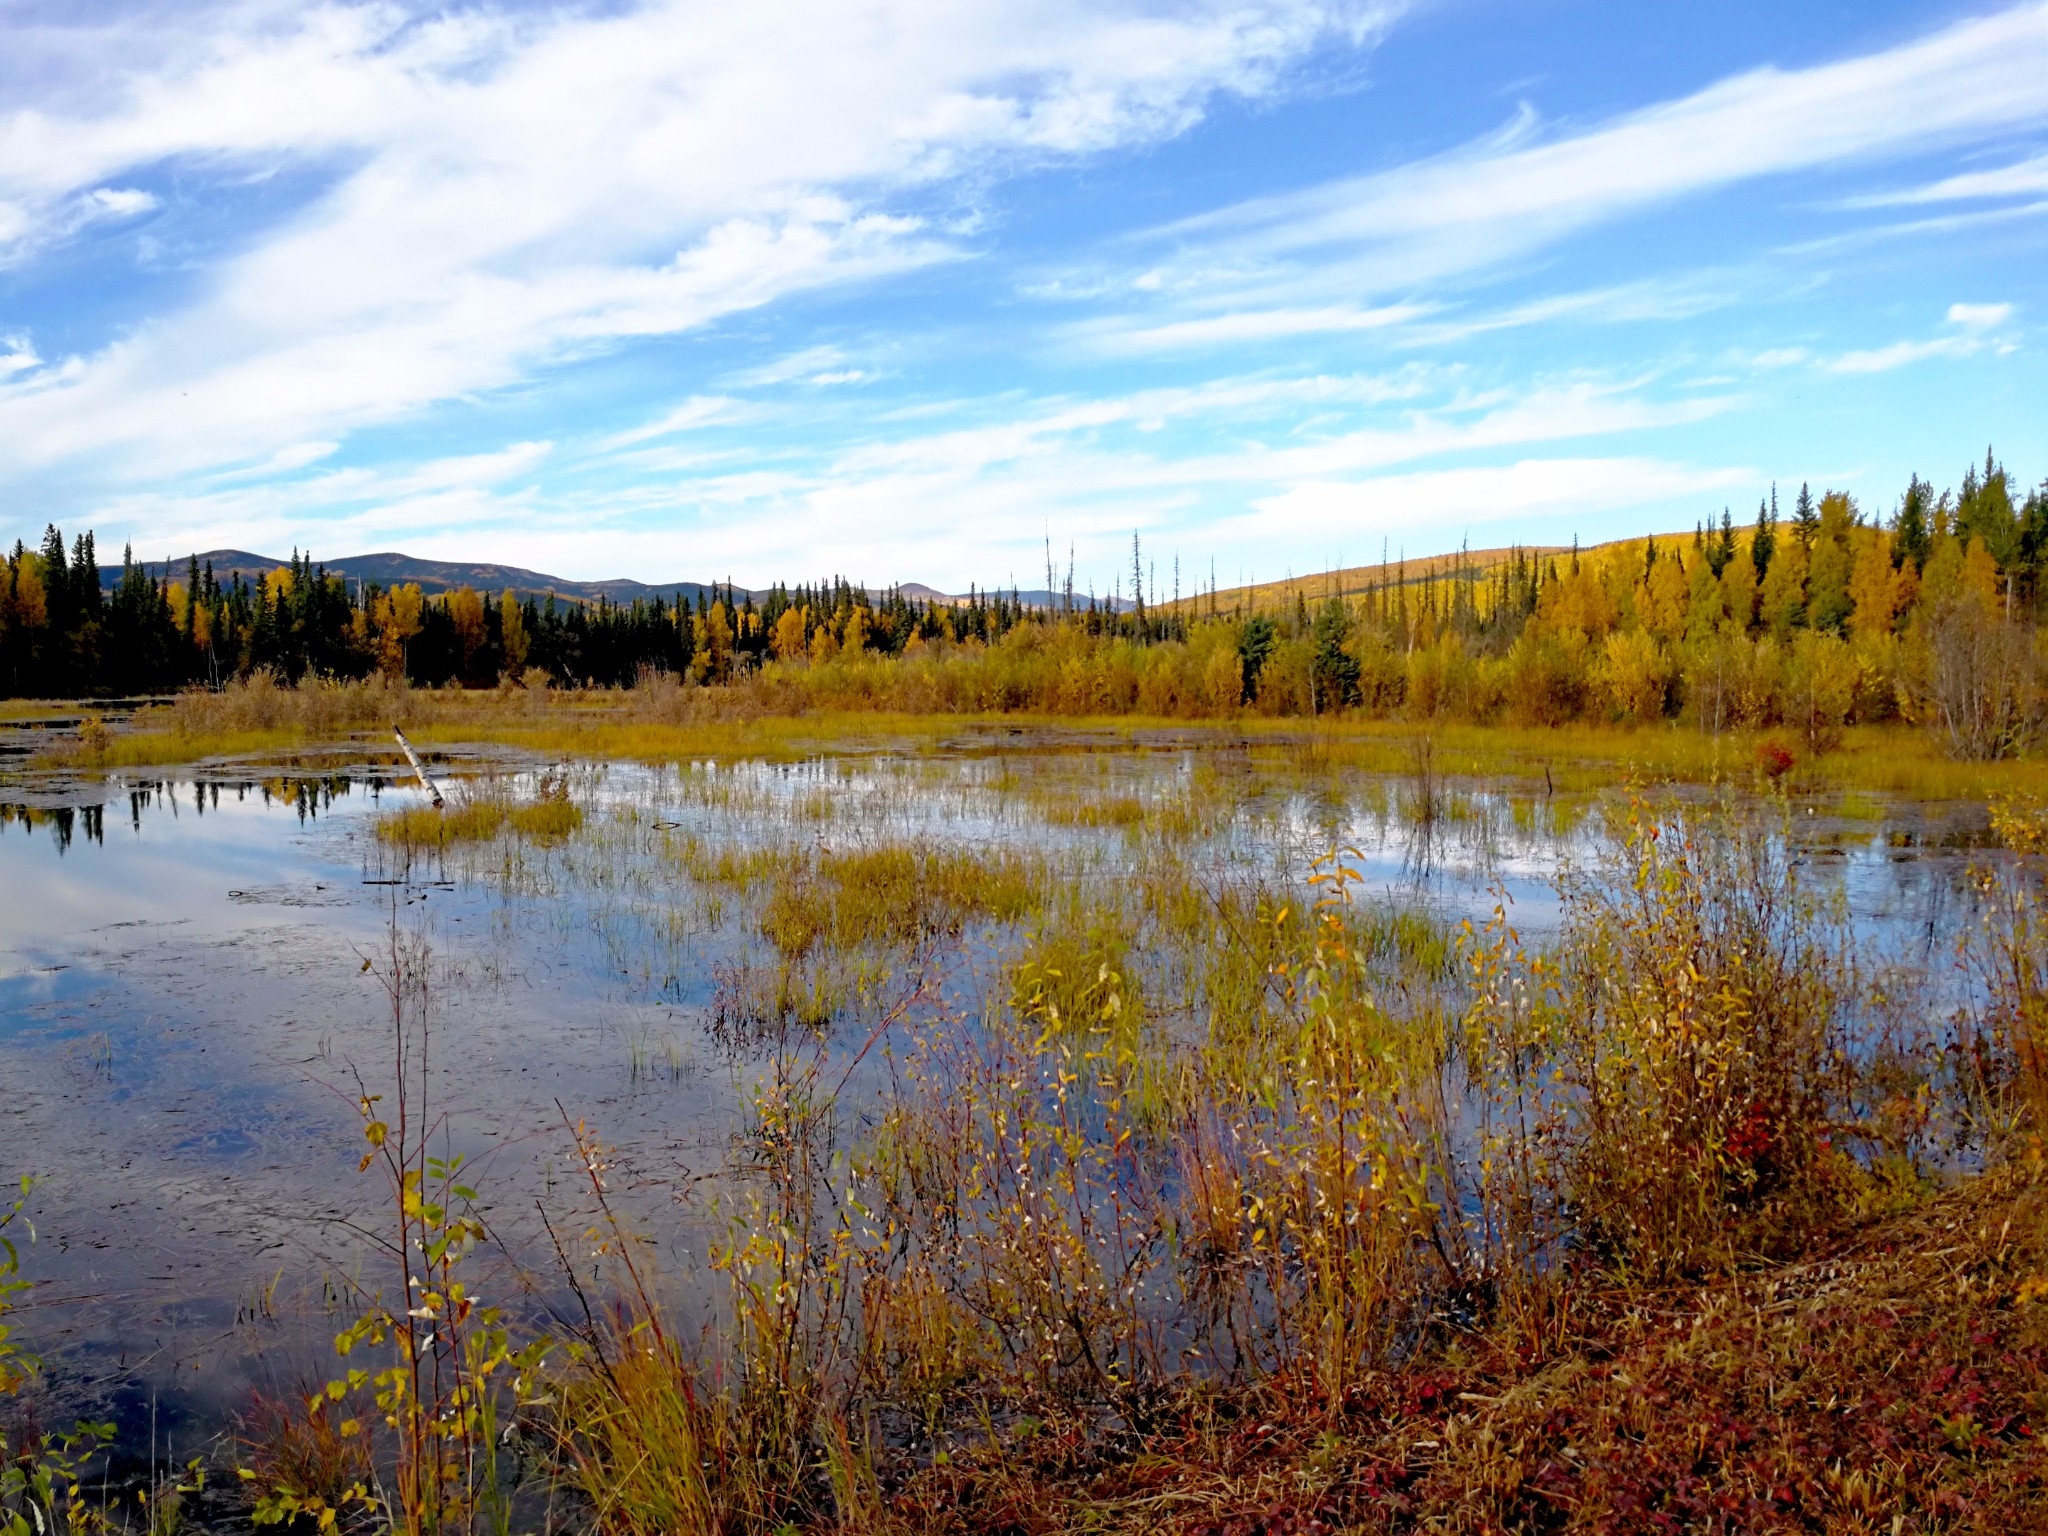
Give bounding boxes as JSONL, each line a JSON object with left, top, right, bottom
{"left": 0, "top": 0, "right": 2043, "bottom": 591}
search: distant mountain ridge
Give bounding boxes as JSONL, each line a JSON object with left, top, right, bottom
{"left": 103, "top": 549, "right": 739, "bottom": 606}
{"left": 100, "top": 549, "right": 1093, "bottom": 609}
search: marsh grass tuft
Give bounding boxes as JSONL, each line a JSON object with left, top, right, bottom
{"left": 754, "top": 845, "right": 1041, "bottom": 962}
{"left": 1042, "top": 794, "right": 1146, "bottom": 829}
{"left": 375, "top": 770, "right": 586, "bottom": 850}
{"left": 378, "top": 799, "right": 508, "bottom": 847}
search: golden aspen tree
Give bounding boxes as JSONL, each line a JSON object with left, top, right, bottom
{"left": 1847, "top": 531, "right": 1911, "bottom": 639}
{"left": 1641, "top": 551, "right": 1688, "bottom": 642}
{"left": 374, "top": 584, "right": 424, "bottom": 677}
{"left": 447, "top": 587, "right": 487, "bottom": 678}
{"left": 498, "top": 591, "right": 529, "bottom": 676}
{"left": 1202, "top": 644, "right": 1243, "bottom": 715}
{"left": 1960, "top": 540, "right": 2004, "bottom": 611}
{"left": 706, "top": 601, "right": 734, "bottom": 680}
{"left": 1684, "top": 558, "right": 1727, "bottom": 644}
{"left": 1804, "top": 492, "right": 1858, "bottom": 633}
{"left": 769, "top": 605, "right": 806, "bottom": 661}
{"left": 1758, "top": 538, "right": 1807, "bottom": 637}
{"left": 1719, "top": 546, "right": 1757, "bottom": 633}
{"left": 1595, "top": 628, "right": 1672, "bottom": 722}
{"left": 1547, "top": 564, "right": 1618, "bottom": 640}
{"left": 11, "top": 555, "right": 48, "bottom": 632}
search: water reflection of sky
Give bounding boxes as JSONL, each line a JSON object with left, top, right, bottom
{"left": 0, "top": 748, "right": 2007, "bottom": 1465}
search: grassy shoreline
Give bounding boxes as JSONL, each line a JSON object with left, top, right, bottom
{"left": 21, "top": 684, "right": 2048, "bottom": 803}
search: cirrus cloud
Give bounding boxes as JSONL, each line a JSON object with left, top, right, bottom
{"left": 0, "top": 0, "right": 1407, "bottom": 480}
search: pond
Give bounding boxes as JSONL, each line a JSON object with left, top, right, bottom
{"left": 0, "top": 727, "right": 2003, "bottom": 1477}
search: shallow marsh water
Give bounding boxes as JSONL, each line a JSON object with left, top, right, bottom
{"left": 0, "top": 727, "right": 2002, "bottom": 1475}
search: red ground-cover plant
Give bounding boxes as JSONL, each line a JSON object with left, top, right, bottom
{"left": 857, "top": 1165, "right": 2048, "bottom": 1536}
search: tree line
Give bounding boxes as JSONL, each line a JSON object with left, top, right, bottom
{"left": 5, "top": 451, "right": 2045, "bottom": 756}
{"left": 0, "top": 533, "right": 1059, "bottom": 698}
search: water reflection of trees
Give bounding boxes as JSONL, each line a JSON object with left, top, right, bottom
{"left": 3, "top": 773, "right": 381, "bottom": 851}
{"left": 0, "top": 800, "right": 100, "bottom": 849}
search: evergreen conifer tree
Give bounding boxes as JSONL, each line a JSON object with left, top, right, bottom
{"left": 1752, "top": 499, "right": 1776, "bottom": 579}
{"left": 1895, "top": 474, "right": 1933, "bottom": 572}
{"left": 1793, "top": 482, "right": 1819, "bottom": 550}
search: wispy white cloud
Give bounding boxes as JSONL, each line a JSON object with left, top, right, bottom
{"left": 1086, "top": 301, "right": 1429, "bottom": 351}
{"left": 721, "top": 346, "right": 878, "bottom": 389}
{"left": 0, "top": 335, "right": 38, "bottom": 377}
{"left": 0, "top": 0, "right": 1405, "bottom": 482}
{"left": 367, "top": 442, "right": 555, "bottom": 500}
{"left": 1948, "top": 301, "right": 2014, "bottom": 329}
{"left": 1115, "top": 1, "right": 2048, "bottom": 309}
{"left": 208, "top": 440, "right": 342, "bottom": 480}
{"left": 1396, "top": 277, "right": 1736, "bottom": 346}
{"left": 1778, "top": 193, "right": 2048, "bottom": 260}
{"left": 84, "top": 187, "right": 156, "bottom": 218}
{"left": 0, "top": 182, "right": 162, "bottom": 268}
{"left": 1827, "top": 335, "right": 1982, "bottom": 373}
{"left": 724, "top": 346, "right": 857, "bottom": 389}
{"left": 1824, "top": 300, "right": 2017, "bottom": 372}
{"left": 1188, "top": 6, "right": 2046, "bottom": 255}
{"left": 597, "top": 396, "right": 751, "bottom": 452}
{"left": 1844, "top": 151, "right": 2048, "bottom": 206}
